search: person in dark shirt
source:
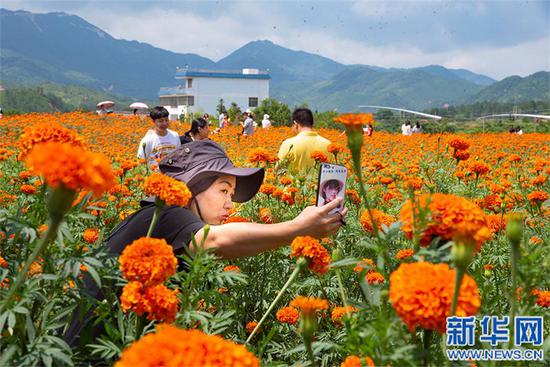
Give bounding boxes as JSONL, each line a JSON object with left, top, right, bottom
{"left": 65, "top": 140, "right": 347, "bottom": 346}
{"left": 179, "top": 117, "right": 210, "bottom": 144}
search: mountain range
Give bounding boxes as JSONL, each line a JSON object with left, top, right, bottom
{"left": 1, "top": 8, "right": 548, "bottom": 111}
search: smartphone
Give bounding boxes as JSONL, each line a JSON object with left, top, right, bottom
{"left": 316, "top": 163, "right": 348, "bottom": 214}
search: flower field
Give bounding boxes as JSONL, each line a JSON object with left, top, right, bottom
{"left": 0, "top": 112, "right": 549, "bottom": 366}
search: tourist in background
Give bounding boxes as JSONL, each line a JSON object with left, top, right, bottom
{"left": 412, "top": 122, "right": 422, "bottom": 134}
{"left": 180, "top": 117, "right": 210, "bottom": 144}
{"left": 278, "top": 108, "right": 331, "bottom": 173}
{"left": 137, "top": 106, "right": 181, "bottom": 167}
{"left": 401, "top": 121, "right": 412, "bottom": 136}
{"left": 241, "top": 111, "right": 255, "bottom": 136}
{"left": 363, "top": 123, "right": 373, "bottom": 136}
{"left": 262, "top": 114, "right": 271, "bottom": 128}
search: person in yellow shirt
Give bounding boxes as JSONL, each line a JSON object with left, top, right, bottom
{"left": 278, "top": 108, "right": 331, "bottom": 173}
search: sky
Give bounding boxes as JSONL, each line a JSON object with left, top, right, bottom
{"left": 3, "top": 0, "right": 550, "bottom": 80}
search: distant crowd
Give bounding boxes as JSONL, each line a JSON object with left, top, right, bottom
{"left": 137, "top": 106, "right": 339, "bottom": 174}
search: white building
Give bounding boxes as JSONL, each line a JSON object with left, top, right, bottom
{"left": 159, "top": 68, "right": 270, "bottom": 120}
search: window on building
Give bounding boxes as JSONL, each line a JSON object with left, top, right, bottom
{"left": 160, "top": 96, "right": 178, "bottom": 107}
{"left": 187, "top": 78, "right": 193, "bottom": 88}
{"left": 248, "top": 97, "right": 258, "bottom": 107}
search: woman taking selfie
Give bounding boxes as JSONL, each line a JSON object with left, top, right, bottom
{"left": 109, "top": 140, "right": 347, "bottom": 260}
{"left": 65, "top": 140, "right": 347, "bottom": 346}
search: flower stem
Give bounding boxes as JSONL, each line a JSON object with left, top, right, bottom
{"left": 146, "top": 197, "right": 164, "bottom": 237}
{"left": 335, "top": 268, "right": 350, "bottom": 316}
{"left": 0, "top": 217, "right": 62, "bottom": 313}
{"left": 423, "top": 329, "right": 433, "bottom": 366}
{"left": 509, "top": 241, "right": 520, "bottom": 347}
{"left": 304, "top": 335, "right": 316, "bottom": 367}
{"left": 450, "top": 266, "right": 465, "bottom": 316}
{"left": 246, "top": 259, "right": 305, "bottom": 343}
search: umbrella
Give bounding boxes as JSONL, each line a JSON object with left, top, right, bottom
{"left": 129, "top": 102, "right": 149, "bottom": 109}
{"left": 97, "top": 101, "right": 115, "bottom": 109}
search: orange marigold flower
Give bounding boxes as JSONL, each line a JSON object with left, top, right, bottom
{"left": 223, "top": 265, "right": 240, "bottom": 273}
{"left": 340, "top": 355, "right": 375, "bottom": 367}
{"left": 119, "top": 237, "right": 177, "bottom": 285}
{"left": 0, "top": 256, "right": 7, "bottom": 269}
{"left": 531, "top": 175, "right": 547, "bottom": 186}
{"left": 479, "top": 194, "right": 502, "bottom": 213}
{"left": 120, "top": 281, "right": 179, "bottom": 323}
{"left": 19, "top": 170, "right": 33, "bottom": 180}
{"left": 27, "top": 260, "right": 42, "bottom": 277}
{"left": 328, "top": 143, "right": 345, "bottom": 155}
{"left": 400, "top": 193, "right": 491, "bottom": 251}
{"left": 346, "top": 189, "right": 361, "bottom": 205}
{"left": 334, "top": 113, "right": 374, "bottom": 130}
{"left": 143, "top": 173, "right": 192, "bottom": 207}
{"left": 353, "top": 258, "right": 375, "bottom": 273}
{"left": 486, "top": 214, "right": 506, "bottom": 234}
{"left": 535, "top": 290, "right": 550, "bottom": 307}
{"left": 311, "top": 151, "right": 328, "bottom": 163}
{"left": 223, "top": 216, "right": 249, "bottom": 223}
{"left": 454, "top": 150, "right": 470, "bottom": 161}
{"left": 246, "top": 321, "right": 258, "bottom": 334}
{"left": 483, "top": 264, "right": 494, "bottom": 271}
{"left": 396, "top": 249, "right": 414, "bottom": 260}
{"left": 527, "top": 190, "right": 548, "bottom": 204}
{"left": 37, "top": 224, "right": 48, "bottom": 234}
{"left": 280, "top": 193, "right": 294, "bottom": 205}
{"left": 290, "top": 236, "right": 331, "bottom": 274}
{"left": 18, "top": 122, "right": 87, "bottom": 159}
{"left": 530, "top": 236, "right": 543, "bottom": 245}
{"left": 290, "top": 296, "right": 329, "bottom": 317}
{"left": 279, "top": 176, "right": 293, "bottom": 186}
{"left": 360, "top": 209, "right": 394, "bottom": 234}
{"left": 405, "top": 177, "right": 423, "bottom": 190}
{"left": 448, "top": 138, "right": 470, "bottom": 151}
{"left": 331, "top": 306, "right": 358, "bottom": 324}
{"left": 83, "top": 228, "right": 99, "bottom": 244}
{"left": 115, "top": 324, "right": 259, "bottom": 367}
{"left": 259, "top": 184, "right": 277, "bottom": 195}
{"left": 276, "top": 306, "right": 300, "bottom": 325}
{"left": 259, "top": 207, "right": 273, "bottom": 223}
{"left": 248, "top": 147, "right": 275, "bottom": 164}
{"left": 25, "top": 142, "right": 115, "bottom": 196}
{"left": 468, "top": 161, "right": 491, "bottom": 176}
{"left": 366, "top": 270, "right": 385, "bottom": 285}
{"left": 20, "top": 184, "right": 37, "bottom": 194}
{"left": 389, "top": 262, "right": 480, "bottom": 333}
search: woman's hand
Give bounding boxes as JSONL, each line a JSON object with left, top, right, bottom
{"left": 291, "top": 198, "right": 348, "bottom": 238}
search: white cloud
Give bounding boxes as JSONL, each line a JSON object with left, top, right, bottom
{"left": 272, "top": 28, "right": 549, "bottom": 79}
{"left": 2, "top": 1, "right": 549, "bottom": 79}
{"left": 79, "top": 6, "right": 289, "bottom": 60}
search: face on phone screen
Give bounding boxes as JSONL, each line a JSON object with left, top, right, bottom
{"left": 316, "top": 163, "right": 347, "bottom": 214}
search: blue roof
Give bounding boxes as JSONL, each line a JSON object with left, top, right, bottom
{"left": 175, "top": 69, "right": 271, "bottom": 80}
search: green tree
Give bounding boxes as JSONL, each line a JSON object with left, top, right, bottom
{"left": 253, "top": 98, "right": 291, "bottom": 127}
{"left": 312, "top": 110, "right": 339, "bottom": 129}
{"left": 216, "top": 99, "right": 227, "bottom": 115}
{"left": 227, "top": 102, "right": 242, "bottom": 124}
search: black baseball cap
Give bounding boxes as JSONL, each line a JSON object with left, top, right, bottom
{"left": 159, "top": 140, "right": 264, "bottom": 203}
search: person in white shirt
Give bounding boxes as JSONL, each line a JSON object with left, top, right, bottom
{"left": 261, "top": 114, "right": 271, "bottom": 128}
{"left": 411, "top": 122, "right": 422, "bottom": 134}
{"left": 401, "top": 121, "right": 412, "bottom": 136}
{"left": 137, "top": 106, "right": 181, "bottom": 167}
{"left": 516, "top": 126, "right": 523, "bottom": 135}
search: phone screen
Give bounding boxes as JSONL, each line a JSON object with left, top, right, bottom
{"left": 316, "top": 163, "right": 348, "bottom": 214}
